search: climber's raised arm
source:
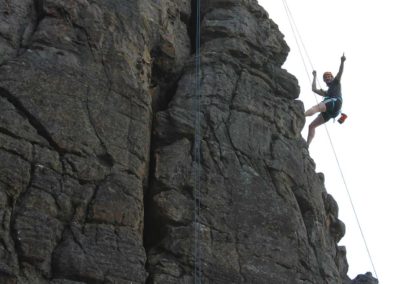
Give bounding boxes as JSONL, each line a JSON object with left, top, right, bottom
{"left": 335, "top": 53, "right": 346, "bottom": 82}
{"left": 311, "top": 70, "right": 326, "bottom": 96}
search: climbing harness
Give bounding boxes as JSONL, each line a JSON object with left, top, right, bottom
{"left": 322, "top": 96, "right": 342, "bottom": 122}
{"left": 281, "top": 0, "right": 378, "bottom": 279}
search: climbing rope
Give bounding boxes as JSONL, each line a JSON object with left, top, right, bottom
{"left": 281, "top": 0, "right": 379, "bottom": 279}
{"left": 194, "top": 0, "right": 202, "bottom": 283}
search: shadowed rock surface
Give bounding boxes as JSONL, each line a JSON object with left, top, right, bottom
{"left": 0, "top": 0, "right": 377, "bottom": 283}
{"left": 351, "top": 272, "right": 379, "bottom": 284}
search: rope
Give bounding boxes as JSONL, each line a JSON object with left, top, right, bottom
{"left": 281, "top": 0, "right": 313, "bottom": 93}
{"left": 194, "top": 0, "right": 202, "bottom": 283}
{"left": 281, "top": 0, "right": 379, "bottom": 279}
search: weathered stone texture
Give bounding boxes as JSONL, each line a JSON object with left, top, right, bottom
{"left": 146, "top": 1, "right": 352, "bottom": 284}
{"left": 0, "top": 0, "right": 378, "bottom": 284}
{"left": 0, "top": 0, "right": 160, "bottom": 282}
{"left": 351, "top": 272, "right": 379, "bottom": 284}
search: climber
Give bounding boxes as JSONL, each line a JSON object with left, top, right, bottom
{"left": 305, "top": 54, "right": 346, "bottom": 145}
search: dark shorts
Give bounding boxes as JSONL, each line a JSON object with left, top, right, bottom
{"left": 322, "top": 97, "right": 342, "bottom": 122}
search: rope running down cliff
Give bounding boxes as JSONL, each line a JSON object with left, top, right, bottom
{"left": 194, "top": 0, "right": 202, "bottom": 283}
{"left": 281, "top": 0, "right": 379, "bottom": 279}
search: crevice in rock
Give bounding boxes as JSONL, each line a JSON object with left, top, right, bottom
{"left": 84, "top": 87, "right": 114, "bottom": 168}
{"left": 221, "top": 70, "right": 252, "bottom": 169}
{"left": 149, "top": 47, "right": 182, "bottom": 113}
{"left": 0, "top": 87, "right": 66, "bottom": 155}
{"left": 9, "top": 161, "right": 36, "bottom": 275}
{"left": 151, "top": 75, "right": 180, "bottom": 113}
{"left": 97, "top": 153, "right": 114, "bottom": 168}
{"left": 203, "top": 137, "right": 224, "bottom": 176}
{"left": 100, "top": 55, "right": 113, "bottom": 94}
{"left": 143, "top": 24, "right": 191, "bottom": 270}
{"left": 0, "top": 127, "right": 22, "bottom": 141}
{"left": 143, "top": 130, "right": 163, "bottom": 251}
{"left": 72, "top": 22, "right": 97, "bottom": 61}
{"left": 143, "top": 111, "right": 192, "bottom": 283}
{"left": 31, "top": 0, "right": 45, "bottom": 39}
{"left": 293, "top": 191, "right": 314, "bottom": 219}
{"left": 292, "top": 189, "right": 319, "bottom": 249}
{"left": 0, "top": 147, "right": 30, "bottom": 163}
{"left": 33, "top": 0, "right": 45, "bottom": 21}
{"left": 187, "top": 0, "right": 198, "bottom": 54}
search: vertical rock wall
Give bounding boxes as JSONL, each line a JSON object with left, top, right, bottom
{"left": 0, "top": 0, "right": 157, "bottom": 282}
{"left": 0, "top": 0, "right": 377, "bottom": 283}
{"left": 146, "top": 0, "right": 349, "bottom": 283}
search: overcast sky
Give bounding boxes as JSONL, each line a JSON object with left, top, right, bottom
{"left": 258, "top": 0, "right": 400, "bottom": 283}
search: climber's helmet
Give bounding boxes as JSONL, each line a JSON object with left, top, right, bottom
{"left": 323, "top": 72, "right": 333, "bottom": 83}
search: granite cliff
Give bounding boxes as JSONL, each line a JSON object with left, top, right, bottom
{"left": 0, "top": 0, "right": 378, "bottom": 283}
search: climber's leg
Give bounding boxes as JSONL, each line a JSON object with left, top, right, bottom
{"left": 307, "top": 114, "right": 325, "bottom": 146}
{"left": 305, "top": 102, "right": 326, "bottom": 117}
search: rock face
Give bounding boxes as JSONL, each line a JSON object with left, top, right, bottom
{"left": 352, "top": 272, "right": 379, "bottom": 284}
{"left": 0, "top": 0, "right": 377, "bottom": 284}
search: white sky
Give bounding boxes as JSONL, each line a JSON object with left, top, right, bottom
{"left": 258, "top": 1, "right": 400, "bottom": 283}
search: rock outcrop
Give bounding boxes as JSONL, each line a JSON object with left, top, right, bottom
{"left": 352, "top": 272, "right": 379, "bottom": 284}
{"left": 0, "top": 0, "right": 377, "bottom": 283}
